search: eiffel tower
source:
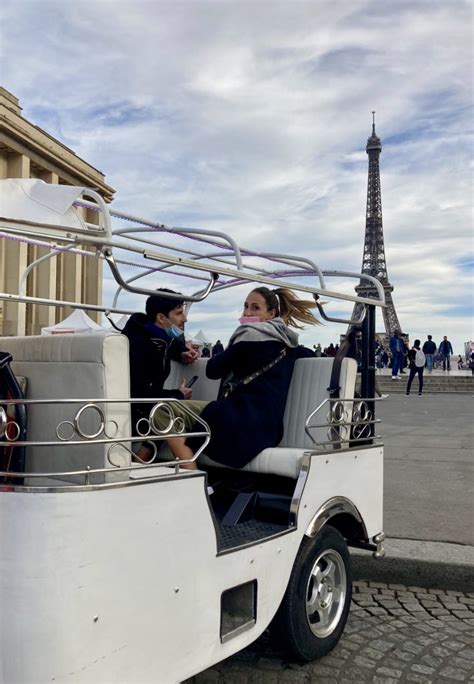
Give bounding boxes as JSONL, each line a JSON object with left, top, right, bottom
{"left": 351, "top": 113, "right": 403, "bottom": 335}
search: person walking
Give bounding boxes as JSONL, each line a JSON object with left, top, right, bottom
{"left": 438, "top": 336, "right": 454, "bottom": 371}
{"left": 422, "top": 335, "right": 437, "bottom": 373}
{"left": 212, "top": 339, "right": 224, "bottom": 356}
{"left": 389, "top": 330, "right": 405, "bottom": 380}
{"left": 405, "top": 340, "right": 426, "bottom": 396}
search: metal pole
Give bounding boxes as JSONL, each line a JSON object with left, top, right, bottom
{"left": 360, "top": 304, "right": 376, "bottom": 439}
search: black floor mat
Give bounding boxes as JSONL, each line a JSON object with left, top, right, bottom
{"left": 217, "top": 519, "right": 289, "bottom": 552}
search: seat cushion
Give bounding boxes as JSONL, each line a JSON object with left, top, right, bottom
{"left": 200, "top": 447, "right": 308, "bottom": 479}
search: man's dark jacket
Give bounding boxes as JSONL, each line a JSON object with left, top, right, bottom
{"left": 422, "top": 340, "right": 436, "bottom": 355}
{"left": 438, "top": 339, "right": 453, "bottom": 356}
{"left": 122, "top": 313, "right": 186, "bottom": 427}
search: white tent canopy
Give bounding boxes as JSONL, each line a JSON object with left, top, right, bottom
{"left": 41, "top": 309, "right": 107, "bottom": 335}
{"left": 195, "top": 329, "right": 212, "bottom": 344}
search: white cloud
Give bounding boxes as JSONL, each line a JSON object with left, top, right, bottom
{"left": 1, "top": 0, "right": 472, "bottom": 353}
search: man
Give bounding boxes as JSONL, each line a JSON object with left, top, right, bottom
{"left": 389, "top": 330, "right": 405, "bottom": 380}
{"left": 122, "top": 289, "right": 198, "bottom": 437}
{"left": 438, "top": 336, "right": 454, "bottom": 371}
{"left": 422, "top": 335, "right": 437, "bottom": 373}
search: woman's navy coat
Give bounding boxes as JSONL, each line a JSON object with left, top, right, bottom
{"left": 190, "top": 339, "right": 314, "bottom": 468}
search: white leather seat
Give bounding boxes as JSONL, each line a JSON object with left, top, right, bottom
{"left": 199, "top": 357, "right": 357, "bottom": 478}
{"left": 165, "top": 357, "right": 221, "bottom": 401}
{"left": 1, "top": 333, "right": 131, "bottom": 485}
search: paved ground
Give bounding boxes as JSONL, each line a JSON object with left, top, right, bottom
{"left": 187, "top": 581, "right": 474, "bottom": 683}
{"left": 377, "top": 394, "right": 473, "bottom": 545}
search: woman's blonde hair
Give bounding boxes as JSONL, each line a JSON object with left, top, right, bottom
{"left": 251, "top": 286, "right": 320, "bottom": 329}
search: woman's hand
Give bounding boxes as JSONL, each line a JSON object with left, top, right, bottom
{"left": 179, "top": 380, "right": 193, "bottom": 400}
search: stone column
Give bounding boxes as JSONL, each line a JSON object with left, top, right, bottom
{"left": 82, "top": 207, "right": 103, "bottom": 324}
{"left": 57, "top": 206, "right": 83, "bottom": 322}
{"left": 1, "top": 153, "right": 30, "bottom": 336}
{"left": 27, "top": 171, "right": 60, "bottom": 334}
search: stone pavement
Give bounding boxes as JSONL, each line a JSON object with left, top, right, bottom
{"left": 377, "top": 394, "right": 473, "bottom": 545}
{"left": 186, "top": 581, "right": 474, "bottom": 683}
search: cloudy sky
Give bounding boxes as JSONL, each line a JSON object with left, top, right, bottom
{"left": 1, "top": 0, "right": 472, "bottom": 353}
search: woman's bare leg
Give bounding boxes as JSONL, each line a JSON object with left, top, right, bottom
{"left": 167, "top": 437, "right": 197, "bottom": 470}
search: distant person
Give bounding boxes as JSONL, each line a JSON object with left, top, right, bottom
{"left": 405, "top": 339, "right": 425, "bottom": 396}
{"left": 457, "top": 355, "right": 464, "bottom": 370}
{"left": 401, "top": 340, "right": 409, "bottom": 373}
{"left": 389, "top": 330, "right": 405, "bottom": 380}
{"left": 212, "top": 339, "right": 224, "bottom": 356}
{"left": 422, "top": 335, "right": 437, "bottom": 373}
{"left": 470, "top": 351, "right": 474, "bottom": 376}
{"left": 201, "top": 346, "right": 211, "bottom": 358}
{"left": 325, "top": 343, "right": 337, "bottom": 357}
{"left": 375, "top": 348, "right": 383, "bottom": 370}
{"left": 438, "top": 336, "right": 453, "bottom": 371}
{"left": 313, "top": 343, "right": 322, "bottom": 357}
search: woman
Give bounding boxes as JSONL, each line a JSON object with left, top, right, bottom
{"left": 405, "top": 339, "right": 425, "bottom": 396}
{"left": 156, "top": 287, "right": 319, "bottom": 470}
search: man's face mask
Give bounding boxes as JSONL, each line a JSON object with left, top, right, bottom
{"left": 164, "top": 319, "right": 184, "bottom": 339}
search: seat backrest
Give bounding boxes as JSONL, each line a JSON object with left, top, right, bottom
{"left": 280, "top": 357, "right": 357, "bottom": 449}
{"left": 165, "top": 358, "right": 221, "bottom": 401}
{"left": 0, "top": 333, "right": 131, "bottom": 484}
{"left": 168, "top": 356, "right": 357, "bottom": 450}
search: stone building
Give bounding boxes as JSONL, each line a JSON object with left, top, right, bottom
{"left": 0, "top": 87, "right": 114, "bottom": 336}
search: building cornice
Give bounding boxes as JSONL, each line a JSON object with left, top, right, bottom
{"left": 0, "top": 99, "right": 114, "bottom": 202}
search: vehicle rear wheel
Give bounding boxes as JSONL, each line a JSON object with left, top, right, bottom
{"left": 270, "top": 524, "right": 352, "bottom": 661}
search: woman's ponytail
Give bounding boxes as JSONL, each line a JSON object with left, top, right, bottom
{"left": 274, "top": 287, "right": 321, "bottom": 329}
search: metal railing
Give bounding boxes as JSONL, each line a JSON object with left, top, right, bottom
{"left": 304, "top": 396, "right": 383, "bottom": 449}
{"left": 0, "top": 183, "right": 386, "bottom": 321}
{"left": 0, "top": 397, "right": 210, "bottom": 484}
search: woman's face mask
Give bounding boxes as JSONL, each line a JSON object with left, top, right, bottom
{"left": 239, "top": 316, "right": 261, "bottom": 325}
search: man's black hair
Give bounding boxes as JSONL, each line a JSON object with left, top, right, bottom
{"left": 145, "top": 289, "right": 184, "bottom": 321}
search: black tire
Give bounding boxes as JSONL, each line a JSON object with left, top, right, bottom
{"left": 270, "top": 524, "right": 352, "bottom": 661}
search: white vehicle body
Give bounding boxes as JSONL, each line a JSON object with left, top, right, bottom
{"left": 0, "top": 180, "right": 385, "bottom": 683}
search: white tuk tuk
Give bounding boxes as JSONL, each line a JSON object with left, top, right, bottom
{"left": 0, "top": 180, "right": 385, "bottom": 683}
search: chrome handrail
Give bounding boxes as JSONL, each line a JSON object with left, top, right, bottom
{"left": 0, "top": 397, "right": 211, "bottom": 479}
{"left": 304, "top": 396, "right": 384, "bottom": 449}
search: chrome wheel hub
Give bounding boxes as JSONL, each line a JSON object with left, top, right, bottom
{"left": 305, "top": 548, "right": 346, "bottom": 638}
